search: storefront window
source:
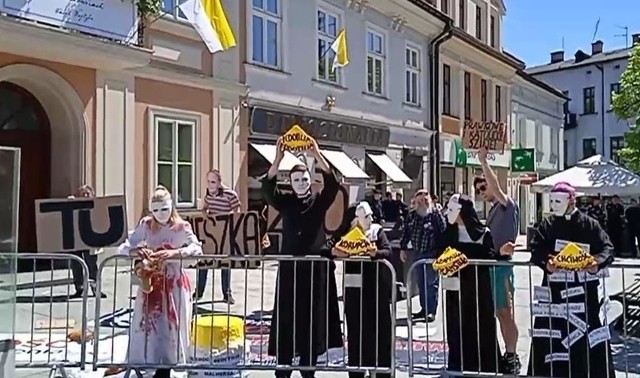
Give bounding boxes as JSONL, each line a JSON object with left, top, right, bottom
{"left": 440, "top": 166, "right": 455, "bottom": 197}
{"left": 461, "top": 168, "right": 468, "bottom": 195}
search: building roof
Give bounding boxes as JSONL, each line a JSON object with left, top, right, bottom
{"left": 526, "top": 46, "right": 632, "bottom": 75}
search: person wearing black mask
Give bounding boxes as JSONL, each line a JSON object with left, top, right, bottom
{"left": 625, "top": 199, "right": 640, "bottom": 256}
{"left": 606, "top": 195, "right": 625, "bottom": 253}
{"left": 382, "top": 191, "right": 399, "bottom": 223}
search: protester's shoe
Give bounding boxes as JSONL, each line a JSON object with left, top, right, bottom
{"left": 223, "top": 293, "right": 236, "bottom": 305}
{"left": 90, "top": 283, "right": 107, "bottom": 298}
{"left": 411, "top": 310, "right": 426, "bottom": 321}
{"left": 192, "top": 292, "right": 203, "bottom": 302}
{"left": 500, "top": 352, "right": 521, "bottom": 375}
{"left": 70, "top": 289, "right": 83, "bottom": 299}
{"left": 153, "top": 368, "right": 171, "bottom": 378}
{"left": 426, "top": 313, "right": 436, "bottom": 323}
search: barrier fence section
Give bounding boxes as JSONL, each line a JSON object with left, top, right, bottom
{"left": 405, "top": 258, "right": 640, "bottom": 378}
{"left": 0, "top": 252, "right": 89, "bottom": 378}
{"left": 92, "top": 254, "right": 398, "bottom": 377}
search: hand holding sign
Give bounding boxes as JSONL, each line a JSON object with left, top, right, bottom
{"left": 478, "top": 147, "right": 489, "bottom": 164}
{"left": 281, "top": 125, "right": 315, "bottom": 153}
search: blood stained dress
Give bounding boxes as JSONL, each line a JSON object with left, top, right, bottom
{"left": 117, "top": 217, "right": 203, "bottom": 365}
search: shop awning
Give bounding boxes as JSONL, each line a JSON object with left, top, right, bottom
{"left": 250, "top": 143, "right": 303, "bottom": 171}
{"left": 366, "top": 153, "right": 412, "bottom": 183}
{"left": 320, "top": 150, "right": 370, "bottom": 180}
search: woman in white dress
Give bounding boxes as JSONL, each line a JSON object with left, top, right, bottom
{"left": 117, "top": 185, "right": 203, "bottom": 378}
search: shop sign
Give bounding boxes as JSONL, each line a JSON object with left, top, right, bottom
{"left": 0, "top": 0, "right": 138, "bottom": 42}
{"left": 465, "top": 149, "right": 511, "bottom": 168}
{"left": 251, "top": 108, "right": 390, "bottom": 148}
{"left": 440, "top": 137, "right": 510, "bottom": 168}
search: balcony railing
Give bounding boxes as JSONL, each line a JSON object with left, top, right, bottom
{"left": 564, "top": 112, "right": 578, "bottom": 130}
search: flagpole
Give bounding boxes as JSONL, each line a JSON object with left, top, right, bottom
{"left": 319, "top": 32, "right": 341, "bottom": 60}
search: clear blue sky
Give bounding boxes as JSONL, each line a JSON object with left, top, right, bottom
{"left": 503, "top": 0, "right": 640, "bottom": 67}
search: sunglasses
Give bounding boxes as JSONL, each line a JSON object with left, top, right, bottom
{"left": 475, "top": 185, "right": 487, "bottom": 195}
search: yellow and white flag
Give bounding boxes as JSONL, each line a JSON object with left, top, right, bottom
{"left": 329, "top": 29, "right": 349, "bottom": 71}
{"left": 179, "top": 0, "right": 237, "bottom": 53}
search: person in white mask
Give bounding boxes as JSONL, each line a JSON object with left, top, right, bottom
{"left": 329, "top": 201, "right": 393, "bottom": 378}
{"left": 261, "top": 136, "right": 342, "bottom": 378}
{"left": 117, "top": 185, "right": 203, "bottom": 378}
{"left": 441, "top": 193, "right": 512, "bottom": 375}
{"left": 528, "top": 182, "right": 614, "bottom": 377}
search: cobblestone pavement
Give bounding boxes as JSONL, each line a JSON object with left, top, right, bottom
{"left": 5, "top": 244, "right": 640, "bottom": 377}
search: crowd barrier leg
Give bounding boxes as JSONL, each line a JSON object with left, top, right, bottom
{"left": 0, "top": 252, "right": 89, "bottom": 377}
{"left": 92, "top": 254, "right": 398, "bottom": 376}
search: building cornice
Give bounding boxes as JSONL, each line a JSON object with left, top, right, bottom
{"left": 128, "top": 65, "right": 248, "bottom": 96}
{"left": 0, "top": 15, "right": 152, "bottom": 70}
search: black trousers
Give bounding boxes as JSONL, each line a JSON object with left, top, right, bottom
{"left": 69, "top": 250, "right": 98, "bottom": 290}
{"left": 607, "top": 224, "right": 623, "bottom": 253}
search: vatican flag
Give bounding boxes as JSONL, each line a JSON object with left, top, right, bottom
{"left": 179, "top": 0, "right": 237, "bottom": 53}
{"left": 330, "top": 29, "right": 349, "bottom": 71}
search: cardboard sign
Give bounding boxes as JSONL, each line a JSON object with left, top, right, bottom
{"left": 262, "top": 183, "right": 348, "bottom": 253}
{"left": 461, "top": 120, "right": 507, "bottom": 152}
{"left": 181, "top": 211, "right": 262, "bottom": 269}
{"left": 35, "top": 195, "right": 128, "bottom": 252}
{"left": 281, "top": 124, "right": 314, "bottom": 152}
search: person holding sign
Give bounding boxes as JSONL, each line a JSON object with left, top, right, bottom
{"left": 193, "top": 169, "right": 240, "bottom": 304}
{"left": 442, "top": 194, "right": 513, "bottom": 374}
{"left": 329, "top": 202, "right": 393, "bottom": 378}
{"left": 475, "top": 147, "right": 520, "bottom": 374}
{"left": 262, "top": 136, "right": 342, "bottom": 378}
{"left": 67, "top": 185, "right": 106, "bottom": 299}
{"left": 117, "top": 185, "right": 203, "bottom": 378}
{"left": 528, "top": 182, "right": 614, "bottom": 377}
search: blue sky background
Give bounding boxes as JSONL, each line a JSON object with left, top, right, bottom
{"left": 503, "top": 0, "right": 640, "bottom": 67}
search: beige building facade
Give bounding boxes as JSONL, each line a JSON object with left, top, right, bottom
{"left": 0, "top": 0, "right": 245, "bottom": 253}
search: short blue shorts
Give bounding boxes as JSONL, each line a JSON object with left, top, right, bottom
{"left": 490, "top": 266, "right": 514, "bottom": 310}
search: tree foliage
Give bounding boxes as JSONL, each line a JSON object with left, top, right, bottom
{"left": 136, "top": 0, "right": 163, "bottom": 18}
{"left": 612, "top": 43, "right": 640, "bottom": 172}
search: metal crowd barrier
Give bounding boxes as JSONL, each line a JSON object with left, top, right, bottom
{"left": 405, "top": 257, "right": 640, "bottom": 377}
{"left": 0, "top": 252, "right": 89, "bottom": 378}
{"left": 92, "top": 254, "right": 398, "bottom": 377}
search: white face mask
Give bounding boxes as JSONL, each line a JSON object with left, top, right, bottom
{"left": 446, "top": 195, "right": 462, "bottom": 224}
{"left": 149, "top": 199, "right": 173, "bottom": 224}
{"left": 549, "top": 192, "right": 571, "bottom": 217}
{"left": 290, "top": 170, "right": 311, "bottom": 197}
{"left": 356, "top": 202, "right": 374, "bottom": 230}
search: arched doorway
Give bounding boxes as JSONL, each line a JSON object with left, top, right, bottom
{"left": 0, "top": 82, "right": 51, "bottom": 253}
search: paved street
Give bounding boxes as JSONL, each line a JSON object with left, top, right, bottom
{"left": 4, "top": 243, "right": 640, "bottom": 377}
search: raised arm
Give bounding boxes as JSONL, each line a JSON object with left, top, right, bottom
{"left": 117, "top": 218, "right": 148, "bottom": 256}
{"left": 311, "top": 139, "right": 340, "bottom": 210}
{"left": 478, "top": 147, "right": 509, "bottom": 206}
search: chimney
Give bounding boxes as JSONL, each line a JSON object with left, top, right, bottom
{"left": 550, "top": 50, "right": 564, "bottom": 63}
{"left": 633, "top": 33, "right": 640, "bottom": 46}
{"left": 591, "top": 40, "right": 603, "bottom": 54}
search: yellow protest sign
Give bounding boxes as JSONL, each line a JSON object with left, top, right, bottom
{"left": 281, "top": 124, "right": 314, "bottom": 152}
{"left": 553, "top": 242, "right": 595, "bottom": 271}
{"left": 433, "top": 247, "right": 469, "bottom": 277}
{"left": 335, "top": 227, "right": 376, "bottom": 255}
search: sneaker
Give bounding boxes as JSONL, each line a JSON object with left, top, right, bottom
{"left": 89, "top": 283, "right": 107, "bottom": 299}
{"left": 192, "top": 292, "right": 203, "bottom": 301}
{"left": 500, "top": 352, "right": 521, "bottom": 375}
{"left": 70, "top": 289, "right": 83, "bottom": 299}
{"left": 411, "top": 310, "right": 426, "bottom": 321}
{"left": 426, "top": 313, "right": 436, "bottom": 323}
{"left": 223, "top": 293, "right": 235, "bottom": 305}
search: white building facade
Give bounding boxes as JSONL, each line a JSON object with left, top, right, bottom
{"left": 242, "top": 0, "right": 448, "bottom": 202}
{"left": 511, "top": 72, "right": 565, "bottom": 230}
{"left": 527, "top": 36, "right": 640, "bottom": 167}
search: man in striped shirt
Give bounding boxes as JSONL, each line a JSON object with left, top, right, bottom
{"left": 194, "top": 169, "right": 241, "bottom": 304}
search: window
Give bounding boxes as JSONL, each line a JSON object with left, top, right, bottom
{"left": 154, "top": 117, "right": 196, "bottom": 207}
{"left": 490, "top": 15, "right": 496, "bottom": 47}
{"left": 495, "top": 85, "right": 502, "bottom": 121}
{"left": 443, "top": 64, "right": 451, "bottom": 115}
{"left": 162, "top": 0, "right": 187, "bottom": 20}
{"left": 458, "top": 0, "right": 466, "bottom": 29}
{"left": 610, "top": 83, "right": 621, "bottom": 105}
{"left": 475, "top": 5, "right": 482, "bottom": 40}
{"left": 366, "top": 29, "right": 385, "bottom": 95}
{"left": 317, "top": 9, "right": 339, "bottom": 83}
{"left": 610, "top": 136, "right": 625, "bottom": 163}
{"left": 563, "top": 140, "right": 568, "bottom": 168}
{"left": 582, "top": 138, "right": 597, "bottom": 159}
{"left": 441, "top": 0, "right": 449, "bottom": 14}
{"left": 562, "top": 90, "right": 570, "bottom": 114}
{"left": 480, "top": 79, "right": 487, "bottom": 121}
{"left": 405, "top": 45, "right": 420, "bottom": 105}
{"left": 582, "top": 87, "right": 595, "bottom": 114}
{"left": 463, "top": 72, "right": 471, "bottom": 120}
{"left": 251, "top": 0, "right": 281, "bottom": 68}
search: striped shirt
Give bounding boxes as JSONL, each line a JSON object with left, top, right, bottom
{"left": 205, "top": 189, "right": 241, "bottom": 215}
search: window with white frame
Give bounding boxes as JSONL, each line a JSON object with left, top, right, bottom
{"left": 366, "top": 29, "right": 385, "bottom": 95}
{"left": 162, "top": 0, "right": 188, "bottom": 20}
{"left": 405, "top": 45, "right": 420, "bottom": 105}
{"left": 317, "top": 9, "right": 340, "bottom": 83}
{"left": 251, "top": 0, "right": 281, "bottom": 68}
{"left": 155, "top": 116, "right": 197, "bottom": 207}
